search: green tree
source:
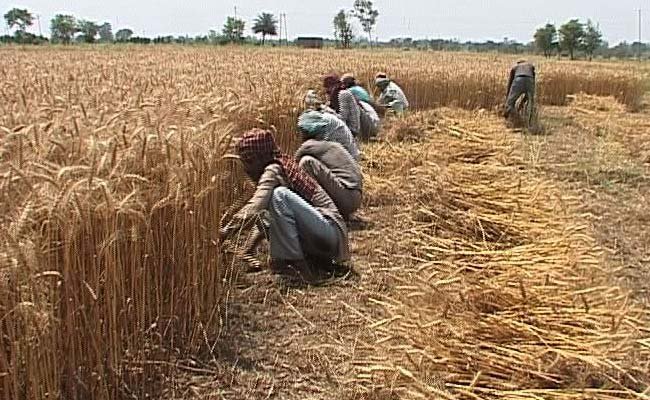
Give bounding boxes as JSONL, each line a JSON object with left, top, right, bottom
{"left": 51, "top": 14, "right": 78, "bottom": 44}
{"left": 4, "top": 8, "right": 34, "bottom": 33}
{"left": 222, "top": 16, "right": 245, "bottom": 43}
{"left": 333, "top": 9, "right": 353, "bottom": 49}
{"left": 582, "top": 19, "right": 603, "bottom": 61}
{"left": 352, "top": 0, "right": 379, "bottom": 47}
{"left": 534, "top": 23, "right": 557, "bottom": 58}
{"left": 77, "top": 19, "right": 99, "bottom": 43}
{"left": 115, "top": 28, "right": 134, "bottom": 42}
{"left": 559, "top": 19, "right": 585, "bottom": 60}
{"left": 252, "top": 12, "right": 277, "bottom": 45}
{"left": 98, "top": 22, "right": 113, "bottom": 43}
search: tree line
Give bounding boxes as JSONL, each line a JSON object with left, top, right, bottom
{"left": 1, "top": 7, "right": 285, "bottom": 45}
{"left": 1, "top": 2, "right": 378, "bottom": 46}
{"left": 2, "top": 8, "right": 149, "bottom": 44}
{"left": 2, "top": 5, "right": 648, "bottom": 59}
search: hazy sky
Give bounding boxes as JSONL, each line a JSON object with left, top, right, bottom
{"left": 1, "top": 0, "right": 645, "bottom": 44}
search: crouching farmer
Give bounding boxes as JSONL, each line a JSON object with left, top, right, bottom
{"left": 221, "top": 129, "right": 350, "bottom": 278}
{"left": 296, "top": 132, "right": 363, "bottom": 220}
{"left": 298, "top": 109, "right": 360, "bottom": 161}
{"left": 375, "top": 73, "right": 409, "bottom": 114}
{"left": 341, "top": 73, "right": 381, "bottom": 140}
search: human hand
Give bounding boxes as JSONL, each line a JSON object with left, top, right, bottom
{"left": 220, "top": 214, "right": 246, "bottom": 242}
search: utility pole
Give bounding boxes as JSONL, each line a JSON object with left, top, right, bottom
{"left": 278, "top": 13, "right": 285, "bottom": 46}
{"left": 278, "top": 12, "right": 283, "bottom": 46}
{"left": 234, "top": 6, "right": 238, "bottom": 19}
{"left": 36, "top": 14, "right": 42, "bottom": 36}
{"left": 638, "top": 9, "right": 642, "bottom": 61}
{"left": 282, "top": 13, "right": 289, "bottom": 47}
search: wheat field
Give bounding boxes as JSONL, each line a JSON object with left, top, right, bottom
{"left": 0, "top": 46, "right": 648, "bottom": 399}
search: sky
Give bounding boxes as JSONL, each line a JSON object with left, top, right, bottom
{"left": 1, "top": 0, "right": 646, "bottom": 44}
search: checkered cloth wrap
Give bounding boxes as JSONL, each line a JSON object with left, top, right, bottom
{"left": 237, "top": 129, "right": 319, "bottom": 202}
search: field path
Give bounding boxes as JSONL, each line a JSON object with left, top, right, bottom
{"left": 165, "top": 192, "right": 397, "bottom": 399}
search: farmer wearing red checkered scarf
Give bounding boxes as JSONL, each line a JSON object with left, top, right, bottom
{"left": 221, "top": 129, "right": 350, "bottom": 280}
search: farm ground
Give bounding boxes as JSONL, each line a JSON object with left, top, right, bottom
{"left": 161, "top": 96, "right": 650, "bottom": 399}
{"left": 3, "top": 47, "right": 650, "bottom": 400}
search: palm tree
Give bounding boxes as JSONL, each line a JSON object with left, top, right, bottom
{"left": 252, "top": 12, "right": 278, "bottom": 45}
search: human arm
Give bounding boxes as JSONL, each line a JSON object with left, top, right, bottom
{"left": 380, "top": 84, "right": 402, "bottom": 108}
{"left": 377, "top": 88, "right": 389, "bottom": 106}
{"left": 390, "top": 84, "right": 409, "bottom": 109}
{"left": 220, "top": 165, "right": 283, "bottom": 240}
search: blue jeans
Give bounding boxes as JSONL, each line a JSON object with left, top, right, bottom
{"left": 268, "top": 187, "right": 339, "bottom": 261}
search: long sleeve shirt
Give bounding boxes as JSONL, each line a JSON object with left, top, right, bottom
{"left": 507, "top": 62, "right": 536, "bottom": 95}
{"left": 337, "top": 89, "right": 361, "bottom": 135}
{"left": 317, "top": 112, "right": 360, "bottom": 161}
{"left": 378, "top": 82, "right": 409, "bottom": 111}
{"left": 296, "top": 140, "right": 363, "bottom": 191}
{"left": 236, "top": 164, "right": 350, "bottom": 262}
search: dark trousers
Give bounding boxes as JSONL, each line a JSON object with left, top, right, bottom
{"left": 506, "top": 76, "right": 535, "bottom": 123}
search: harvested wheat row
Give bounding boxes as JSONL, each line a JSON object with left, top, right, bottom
{"left": 353, "top": 110, "right": 649, "bottom": 399}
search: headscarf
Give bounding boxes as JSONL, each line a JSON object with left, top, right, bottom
{"left": 297, "top": 110, "right": 332, "bottom": 138}
{"left": 375, "top": 72, "right": 390, "bottom": 88}
{"left": 237, "top": 129, "right": 318, "bottom": 202}
{"left": 341, "top": 73, "right": 356, "bottom": 88}
{"left": 323, "top": 73, "right": 343, "bottom": 113}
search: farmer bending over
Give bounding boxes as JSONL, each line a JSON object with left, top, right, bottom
{"left": 504, "top": 59, "right": 536, "bottom": 123}
{"left": 221, "top": 129, "right": 350, "bottom": 277}
{"left": 341, "top": 73, "right": 373, "bottom": 104}
{"left": 323, "top": 73, "right": 362, "bottom": 137}
{"left": 342, "top": 73, "right": 381, "bottom": 139}
{"left": 297, "top": 112, "right": 363, "bottom": 220}
{"left": 375, "top": 73, "right": 409, "bottom": 114}
{"left": 297, "top": 109, "right": 360, "bottom": 161}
